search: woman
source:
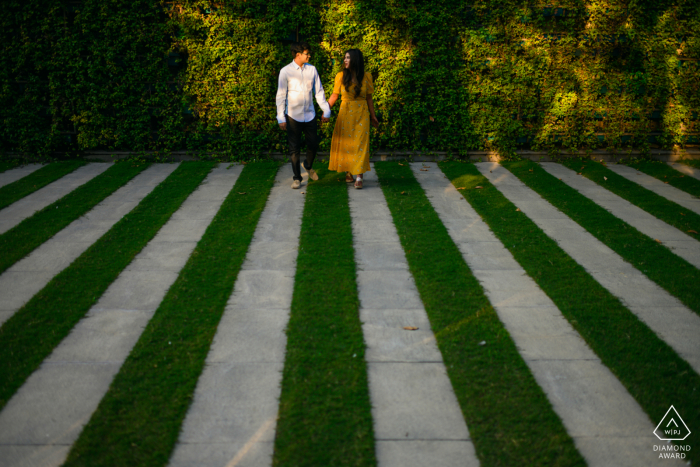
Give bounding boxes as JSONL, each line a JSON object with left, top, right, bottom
{"left": 327, "top": 49, "right": 379, "bottom": 189}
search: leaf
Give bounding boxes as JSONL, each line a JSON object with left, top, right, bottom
{"left": 475, "top": 186, "right": 483, "bottom": 189}
{"left": 301, "top": 191, "right": 306, "bottom": 194}
{"left": 655, "top": 239, "right": 662, "bottom": 243}
{"left": 429, "top": 116, "right": 435, "bottom": 122}
{"left": 401, "top": 191, "right": 407, "bottom": 195}
{"left": 403, "top": 326, "right": 419, "bottom": 331}
{"left": 457, "top": 187, "right": 466, "bottom": 190}
{"left": 420, "top": 168, "right": 429, "bottom": 171}
{"left": 515, "top": 208, "right": 521, "bottom": 212}
{"left": 604, "top": 176, "right": 608, "bottom": 181}
{"left": 398, "top": 163, "right": 404, "bottom": 166}
{"left": 664, "top": 181, "right": 669, "bottom": 184}
{"left": 688, "top": 230, "right": 698, "bottom": 234}
{"left": 238, "top": 192, "right": 247, "bottom": 195}
{"left": 577, "top": 172, "right": 582, "bottom": 175}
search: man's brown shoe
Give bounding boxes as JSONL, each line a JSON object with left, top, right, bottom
{"left": 307, "top": 168, "right": 319, "bottom": 181}
{"left": 291, "top": 180, "right": 301, "bottom": 189}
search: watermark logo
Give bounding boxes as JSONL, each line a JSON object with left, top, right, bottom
{"left": 654, "top": 405, "right": 690, "bottom": 441}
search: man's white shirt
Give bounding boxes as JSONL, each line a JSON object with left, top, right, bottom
{"left": 276, "top": 61, "right": 331, "bottom": 124}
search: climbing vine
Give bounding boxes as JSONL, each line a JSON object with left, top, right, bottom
{"left": 1, "top": 0, "right": 698, "bottom": 161}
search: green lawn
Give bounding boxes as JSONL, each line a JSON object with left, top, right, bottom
{"left": 273, "top": 164, "right": 376, "bottom": 467}
{"left": 0, "top": 162, "right": 213, "bottom": 411}
{"left": 63, "top": 162, "right": 279, "bottom": 467}
{"left": 375, "top": 162, "right": 585, "bottom": 467}
{"left": 0, "top": 161, "right": 87, "bottom": 210}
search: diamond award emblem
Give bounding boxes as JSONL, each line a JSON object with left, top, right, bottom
{"left": 654, "top": 405, "right": 691, "bottom": 441}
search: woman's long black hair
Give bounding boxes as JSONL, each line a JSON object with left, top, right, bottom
{"left": 342, "top": 49, "right": 365, "bottom": 98}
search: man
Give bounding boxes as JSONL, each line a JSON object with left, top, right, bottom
{"left": 276, "top": 42, "right": 331, "bottom": 189}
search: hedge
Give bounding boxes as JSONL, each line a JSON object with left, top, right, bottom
{"left": 1, "top": 0, "right": 698, "bottom": 161}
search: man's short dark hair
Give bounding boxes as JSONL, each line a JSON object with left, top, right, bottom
{"left": 290, "top": 42, "right": 311, "bottom": 59}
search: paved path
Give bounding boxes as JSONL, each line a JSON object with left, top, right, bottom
{"left": 0, "top": 164, "right": 241, "bottom": 467}
{"left": 0, "top": 164, "right": 178, "bottom": 327}
{"left": 541, "top": 162, "right": 700, "bottom": 270}
{"left": 605, "top": 163, "right": 700, "bottom": 215}
{"left": 418, "top": 163, "right": 674, "bottom": 467}
{"left": 169, "top": 165, "right": 306, "bottom": 467}
{"left": 0, "top": 162, "right": 697, "bottom": 466}
{"left": 0, "top": 164, "right": 44, "bottom": 189}
{"left": 669, "top": 162, "right": 700, "bottom": 180}
{"left": 480, "top": 163, "right": 700, "bottom": 376}
{"left": 350, "top": 166, "right": 478, "bottom": 467}
{"left": 0, "top": 163, "right": 111, "bottom": 235}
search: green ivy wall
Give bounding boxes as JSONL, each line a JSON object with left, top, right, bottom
{"left": 2, "top": 0, "right": 698, "bottom": 159}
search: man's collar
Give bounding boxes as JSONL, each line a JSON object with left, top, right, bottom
{"left": 291, "top": 60, "right": 306, "bottom": 70}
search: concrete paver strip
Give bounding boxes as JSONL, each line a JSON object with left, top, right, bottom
{"left": 168, "top": 165, "right": 304, "bottom": 467}
{"left": 669, "top": 162, "right": 700, "bottom": 180}
{"left": 478, "top": 163, "right": 700, "bottom": 376}
{"left": 0, "top": 163, "right": 241, "bottom": 467}
{"left": 0, "top": 164, "right": 179, "bottom": 326}
{"left": 350, "top": 166, "right": 479, "bottom": 467}
{"left": 605, "top": 163, "right": 700, "bottom": 215}
{"left": 418, "top": 162, "right": 682, "bottom": 467}
{"left": 0, "top": 164, "right": 44, "bottom": 188}
{"left": 0, "top": 163, "right": 112, "bottom": 234}
{"left": 541, "top": 163, "right": 700, "bottom": 269}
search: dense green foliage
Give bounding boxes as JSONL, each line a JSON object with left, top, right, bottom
{"left": 2, "top": 0, "right": 698, "bottom": 160}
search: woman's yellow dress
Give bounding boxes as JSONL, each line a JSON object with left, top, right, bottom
{"left": 329, "top": 71, "right": 373, "bottom": 175}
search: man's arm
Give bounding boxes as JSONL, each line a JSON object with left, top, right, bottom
{"left": 313, "top": 68, "right": 331, "bottom": 123}
{"left": 275, "top": 68, "right": 287, "bottom": 128}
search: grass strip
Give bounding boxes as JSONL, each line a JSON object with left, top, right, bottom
{"left": 0, "top": 162, "right": 214, "bottom": 411}
{"left": 562, "top": 159, "right": 700, "bottom": 241}
{"left": 623, "top": 160, "right": 700, "bottom": 198}
{"left": 0, "top": 162, "right": 149, "bottom": 275}
{"left": 506, "top": 161, "right": 700, "bottom": 316}
{"left": 0, "top": 161, "right": 22, "bottom": 173}
{"left": 440, "top": 161, "right": 700, "bottom": 465}
{"left": 0, "top": 160, "right": 86, "bottom": 210}
{"left": 373, "top": 162, "right": 584, "bottom": 467}
{"left": 273, "top": 164, "right": 376, "bottom": 467}
{"left": 63, "top": 161, "right": 278, "bottom": 467}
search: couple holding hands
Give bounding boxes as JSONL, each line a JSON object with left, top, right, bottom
{"left": 276, "top": 42, "right": 379, "bottom": 189}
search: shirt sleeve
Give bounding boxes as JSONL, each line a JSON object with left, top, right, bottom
{"left": 275, "top": 68, "right": 287, "bottom": 124}
{"left": 333, "top": 72, "right": 343, "bottom": 94}
{"left": 313, "top": 68, "right": 331, "bottom": 119}
{"left": 365, "top": 73, "right": 374, "bottom": 96}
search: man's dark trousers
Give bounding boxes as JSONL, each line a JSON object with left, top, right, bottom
{"left": 286, "top": 114, "right": 318, "bottom": 182}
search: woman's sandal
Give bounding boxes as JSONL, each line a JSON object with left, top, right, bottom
{"left": 345, "top": 172, "right": 355, "bottom": 183}
{"left": 354, "top": 178, "right": 363, "bottom": 189}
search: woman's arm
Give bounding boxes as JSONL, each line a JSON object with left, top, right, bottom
{"left": 367, "top": 95, "right": 379, "bottom": 127}
{"left": 328, "top": 93, "right": 339, "bottom": 108}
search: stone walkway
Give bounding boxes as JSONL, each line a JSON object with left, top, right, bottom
{"left": 419, "top": 163, "right": 669, "bottom": 467}
{"left": 0, "top": 164, "right": 240, "bottom": 467}
{"left": 0, "top": 164, "right": 177, "bottom": 327}
{"left": 0, "top": 163, "right": 111, "bottom": 235}
{"left": 606, "top": 164, "right": 700, "bottom": 216}
{"left": 485, "top": 163, "right": 700, "bottom": 376}
{"left": 669, "top": 162, "right": 700, "bottom": 180}
{"left": 0, "top": 161, "right": 697, "bottom": 467}
{"left": 169, "top": 165, "right": 303, "bottom": 467}
{"left": 350, "top": 166, "right": 478, "bottom": 467}
{"left": 0, "top": 164, "right": 44, "bottom": 189}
